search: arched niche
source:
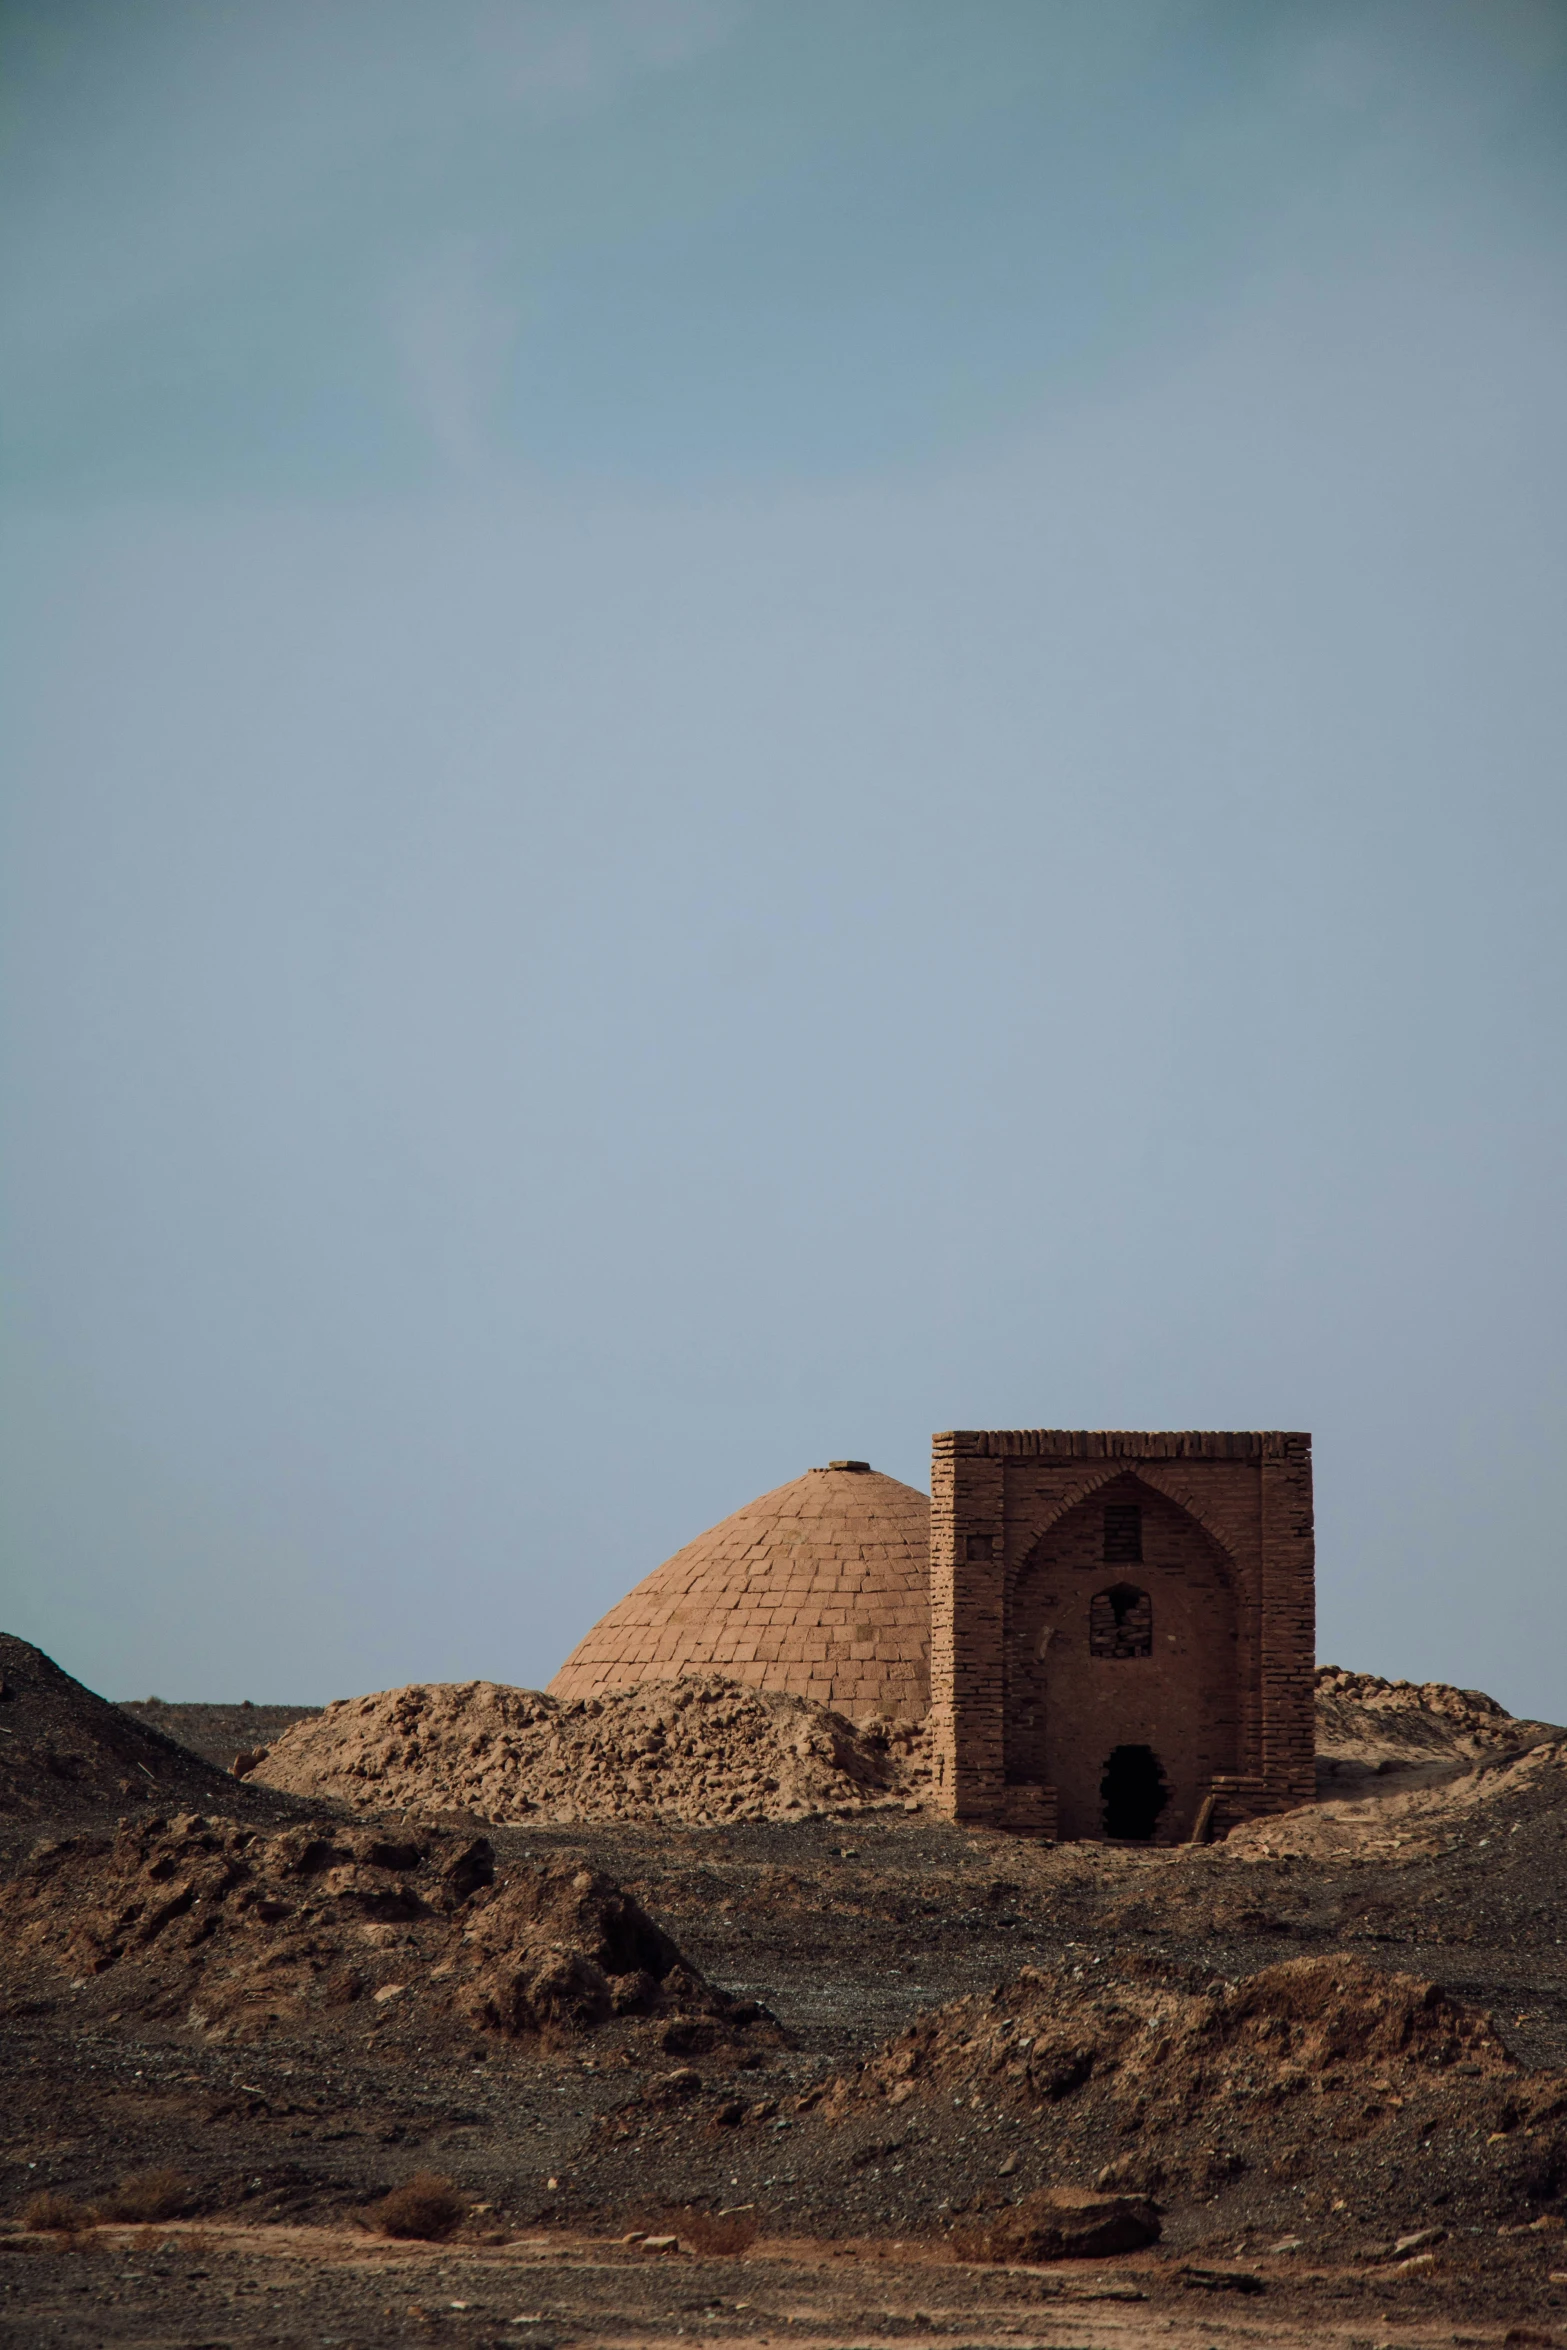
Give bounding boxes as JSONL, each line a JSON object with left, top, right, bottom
{"left": 1003, "top": 1471, "right": 1244, "bottom": 1841}
{"left": 1089, "top": 1582, "right": 1153, "bottom": 1658}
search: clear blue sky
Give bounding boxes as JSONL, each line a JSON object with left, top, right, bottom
{"left": 3, "top": 0, "right": 1565, "bottom": 1714}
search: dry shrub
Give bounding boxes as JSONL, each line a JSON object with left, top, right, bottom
{"left": 370, "top": 2172, "right": 465, "bottom": 2240}
{"left": 99, "top": 2167, "right": 195, "bottom": 2223}
{"left": 638, "top": 2204, "right": 760, "bottom": 2255}
{"left": 22, "top": 2190, "right": 95, "bottom": 2234}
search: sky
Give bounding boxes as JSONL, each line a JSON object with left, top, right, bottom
{"left": 2, "top": 0, "right": 1565, "bottom": 1717}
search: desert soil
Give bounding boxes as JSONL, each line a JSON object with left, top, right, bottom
{"left": 6, "top": 1640, "right": 1567, "bottom": 2348}
{"left": 119, "top": 1698, "right": 323, "bottom": 1771}
{"left": 247, "top": 1675, "right": 929, "bottom": 1825}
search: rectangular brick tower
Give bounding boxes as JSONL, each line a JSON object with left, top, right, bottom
{"left": 929, "top": 1430, "right": 1315, "bottom": 1841}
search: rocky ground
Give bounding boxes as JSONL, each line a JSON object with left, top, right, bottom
{"left": 6, "top": 1637, "right": 1567, "bottom": 2347}
{"left": 119, "top": 1698, "right": 323, "bottom": 1773}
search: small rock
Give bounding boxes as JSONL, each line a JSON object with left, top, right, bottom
{"left": 1393, "top": 2226, "right": 1446, "bottom": 2255}
{"left": 1174, "top": 2265, "right": 1265, "bottom": 2295}
{"left": 1174, "top": 2256, "right": 1259, "bottom": 2293}
{"left": 957, "top": 2186, "right": 1160, "bottom": 2265}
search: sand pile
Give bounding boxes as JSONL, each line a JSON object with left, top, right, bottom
{"left": 810, "top": 1952, "right": 1562, "bottom": 2214}
{"left": 251, "top": 1675, "right": 930, "bottom": 1825}
{"left": 1228, "top": 1735, "right": 1567, "bottom": 1863}
{"left": 0, "top": 1811, "right": 782, "bottom": 2053}
{"left": 1315, "top": 1666, "right": 1557, "bottom": 1780}
{"left": 1219, "top": 1668, "right": 1567, "bottom": 1862}
{"left": 0, "top": 1635, "right": 244, "bottom": 1823}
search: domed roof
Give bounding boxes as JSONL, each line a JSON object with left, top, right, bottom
{"left": 548, "top": 1463, "right": 930, "bottom": 1721}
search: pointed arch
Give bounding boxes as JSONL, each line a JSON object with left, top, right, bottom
{"left": 1007, "top": 1465, "right": 1252, "bottom": 1605}
{"left": 1001, "top": 1469, "right": 1249, "bottom": 1825}
{"left": 928, "top": 1427, "right": 1316, "bottom": 1836}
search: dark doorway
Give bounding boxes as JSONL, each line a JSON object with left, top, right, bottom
{"left": 1100, "top": 1743, "right": 1169, "bottom": 1840}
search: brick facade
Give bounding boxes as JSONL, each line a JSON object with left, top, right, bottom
{"left": 929, "top": 1431, "right": 1314, "bottom": 1841}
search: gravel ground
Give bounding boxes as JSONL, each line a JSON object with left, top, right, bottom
{"left": 118, "top": 1700, "right": 323, "bottom": 1769}
{"left": 8, "top": 1659, "right": 1567, "bottom": 2344}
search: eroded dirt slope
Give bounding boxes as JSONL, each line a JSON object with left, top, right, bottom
{"left": 0, "top": 1637, "right": 260, "bottom": 1828}
{"left": 806, "top": 1949, "right": 1556, "bottom": 2217}
{"left": 1, "top": 1811, "right": 780, "bottom": 2059}
{"left": 1315, "top": 1664, "right": 1559, "bottom": 1779}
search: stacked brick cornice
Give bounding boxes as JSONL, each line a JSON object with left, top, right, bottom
{"left": 548, "top": 1466, "right": 930, "bottom": 1721}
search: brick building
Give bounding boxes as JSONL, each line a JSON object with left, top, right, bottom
{"left": 549, "top": 1429, "right": 1316, "bottom": 1844}
{"left": 928, "top": 1430, "right": 1316, "bottom": 1841}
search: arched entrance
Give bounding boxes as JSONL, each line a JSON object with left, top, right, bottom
{"left": 1101, "top": 1743, "right": 1168, "bottom": 1840}
{"left": 1004, "top": 1473, "right": 1242, "bottom": 1840}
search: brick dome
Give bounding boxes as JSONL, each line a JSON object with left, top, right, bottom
{"left": 548, "top": 1464, "right": 930, "bottom": 1721}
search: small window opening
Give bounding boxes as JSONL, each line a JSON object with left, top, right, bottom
{"left": 1103, "top": 1502, "right": 1142, "bottom": 1563}
{"left": 1101, "top": 1743, "right": 1169, "bottom": 1841}
{"left": 1089, "top": 1582, "right": 1152, "bottom": 1658}
{"left": 964, "top": 1533, "right": 992, "bottom": 1562}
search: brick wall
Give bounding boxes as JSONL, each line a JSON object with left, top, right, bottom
{"left": 930, "top": 1431, "right": 1315, "bottom": 1840}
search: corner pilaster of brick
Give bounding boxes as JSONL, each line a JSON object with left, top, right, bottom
{"left": 1259, "top": 1436, "right": 1317, "bottom": 1805}
{"left": 929, "top": 1432, "right": 1005, "bottom": 1824}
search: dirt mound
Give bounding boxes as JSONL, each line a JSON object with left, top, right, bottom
{"left": 1229, "top": 1736, "right": 1567, "bottom": 1863}
{"left": 1217, "top": 1668, "right": 1567, "bottom": 1862}
{"left": 0, "top": 1811, "right": 783, "bottom": 2054}
{"left": 0, "top": 1635, "right": 251, "bottom": 1823}
{"left": 252, "top": 1675, "right": 930, "bottom": 1825}
{"left": 1315, "top": 1665, "right": 1557, "bottom": 1780}
{"left": 810, "top": 1952, "right": 1562, "bottom": 2214}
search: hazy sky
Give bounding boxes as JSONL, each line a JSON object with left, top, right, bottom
{"left": 3, "top": 0, "right": 1565, "bottom": 1717}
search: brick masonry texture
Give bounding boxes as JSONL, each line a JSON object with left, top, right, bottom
{"left": 547, "top": 1466, "right": 931, "bottom": 1721}
{"left": 929, "top": 1431, "right": 1315, "bottom": 1842}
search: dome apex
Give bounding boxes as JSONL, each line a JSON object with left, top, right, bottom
{"left": 548, "top": 1464, "right": 930, "bottom": 1721}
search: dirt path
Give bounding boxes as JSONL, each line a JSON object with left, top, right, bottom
{"left": 0, "top": 2217, "right": 1542, "bottom": 2349}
